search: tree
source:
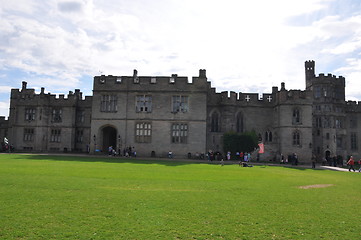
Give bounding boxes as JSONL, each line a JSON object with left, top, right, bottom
{"left": 223, "top": 131, "right": 258, "bottom": 158}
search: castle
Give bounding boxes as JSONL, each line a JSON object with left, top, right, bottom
{"left": 1, "top": 61, "right": 360, "bottom": 162}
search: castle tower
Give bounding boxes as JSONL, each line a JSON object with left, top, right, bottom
{"left": 305, "top": 60, "right": 315, "bottom": 89}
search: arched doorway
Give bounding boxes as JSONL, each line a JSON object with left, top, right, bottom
{"left": 102, "top": 126, "right": 117, "bottom": 153}
{"left": 325, "top": 150, "right": 331, "bottom": 164}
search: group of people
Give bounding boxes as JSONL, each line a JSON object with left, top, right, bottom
{"left": 108, "top": 146, "right": 136, "bottom": 157}
{"left": 346, "top": 156, "right": 361, "bottom": 172}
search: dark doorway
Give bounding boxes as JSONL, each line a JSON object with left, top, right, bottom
{"left": 102, "top": 126, "right": 117, "bottom": 152}
{"left": 325, "top": 150, "right": 331, "bottom": 162}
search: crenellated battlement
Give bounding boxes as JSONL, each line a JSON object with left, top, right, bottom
{"left": 317, "top": 73, "right": 345, "bottom": 82}
{"left": 11, "top": 82, "right": 92, "bottom": 105}
{"left": 93, "top": 69, "right": 210, "bottom": 92}
{"left": 346, "top": 100, "right": 361, "bottom": 112}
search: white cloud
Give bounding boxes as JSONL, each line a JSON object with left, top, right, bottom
{"left": 0, "top": 0, "right": 360, "bottom": 110}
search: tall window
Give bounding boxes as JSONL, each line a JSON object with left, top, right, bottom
{"left": 335, "top": 118, "right": 342, "bottom": 129}
{"left": 292, "top": 131, "right": 300, "bottom": 146}
{"left": 172, "top": 96, "right": 188, "bottom": 113}
{"left": 236, "top": 112, "right": 244, "bottom": 133}
{"left": 25, "top": 108, "right": 36, "bottom": 121}
{"left": 350, "top": 117, "right": 357, "bottom": 128}
{"left": 314, "top": 86, "right": 321, "bottom": 98}
{"left": 76, "top": 110, "right": 85, "bottom": 123}
{"left": 211, "top": 112, "right": 219, "bottom": 132}
{"left": 315, "top": 117, "right": 322, "bottom": 128}
{"left": 171, "top": 123, "right": 188, "bottom": 143}
{"left": 136, "top": 95, "right": 152, "bottom": 112}
{"left": 50, "top": 129, "right": 61, "bottom": 142}
{"left": 52, "top": 108, "right": 62, "bottom": 122}
{"left": 292, "top": 108, "right": 301, "bottom": 124}
{"left": 135, "top": 122, "right": 152, "bottom": 143}
{"left": 265, "top": 131, "right": 273, "bottom": 142}
{"left": 351, "top": 133, "right": 357, "bottom": 150}
{"left": 23, "top": 128, "right": 34, "bottom": 141}
{"left": 100, "top": 95, "right": 117, "bottom": 112}
{"left": 336, "top": 137, "right": 342, "bottom": 148}
{"left": 76, "top": 130, "right": 83, "bottom": 143}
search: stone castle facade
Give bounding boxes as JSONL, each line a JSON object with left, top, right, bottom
{"left": 2, "top": 61, "right": 361, "bottom": 162}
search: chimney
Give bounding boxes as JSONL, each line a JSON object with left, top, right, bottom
{"left": 22, "top": 81, "right": 27, "bottom": 90}
{"left": 281, "top": 82, "right": 286, "bottom": 91}
{"left": 199, "top": 69, "right": 206, "bottom": 78}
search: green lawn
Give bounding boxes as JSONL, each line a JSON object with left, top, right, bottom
{"left": 0, "top": 154, "right": 360, "bottom": 239}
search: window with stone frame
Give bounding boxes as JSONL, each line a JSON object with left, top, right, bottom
{"left": 265, "top": 131, "right": 273, "bottom": 142}
{"left": 25, "top": 108, "right": 36, "bottom": 121}
{"left": 315, "top": 117, "right": 322, "bottom": 128}
{"left": 350, "top": 116, "right": 358, "bottom": 129}
{"left": 236, "top": 112, "right": 244, "bottom": 133}
{"left": 51, "top": 108, "right": 62, "bottom": 122}
{"left": 292, "top": 108, "right": 301, "bottom": 125}
{"left": 335, "top": 118, "right": 343, "bottom": 129}
{"left": 76, "top": 110, "right": 85, "bottom": 123}
{"left": 351, "top": 133, "right": 358, "bottom": 150}
{"left": 211, "top": 112, "right": 220, "bottom": 132}
{"left": 314, "top": 86, "right": 321, "bottom": 98}
{"left": 76, "top": 129, "right": 83, "bottom": 143}
{"left": 23, "top": 128, "right": 34, "bottom": 141}
{"left": 100, "top": 95, "right": 117, "bottom": 112}
{"left": 50, "top": 129, "right": 61, "bottom": 142}
{"left": 135, "top": 122, "right": 152, "bottom": 143}
{"left": 172, "top": 96, "right": 188, "bottom": 113}
{"left": 336, "top": 136, "right": 343, "bottom": 148}
{"left": 136, "top": 95, "right": 152, "bottom": 113}
{"left": 292, "top": 131, "right": 300, "bottom": 146}
{"left": 171, "top": 123, "right": 188, "bottom": 143}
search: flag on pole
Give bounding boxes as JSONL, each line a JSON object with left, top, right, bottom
{"left": 258, "top": 143, "right": 264, "bottom": 154}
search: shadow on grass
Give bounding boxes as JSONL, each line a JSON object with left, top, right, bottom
{"left": 3, "top": 153, "right": 328, "bottom": 171}
{"left": 6, "top": 153, "right": 218, "bottom": 167}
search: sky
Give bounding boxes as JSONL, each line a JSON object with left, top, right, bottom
{"left": 1, "top": 0, "right": 361, "bottom": 118}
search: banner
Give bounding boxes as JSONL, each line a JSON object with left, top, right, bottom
{"left": 258, "top": 143, "right": 264, "bottom": 154}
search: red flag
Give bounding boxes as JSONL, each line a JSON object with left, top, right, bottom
{"left": 258, "top": 143, "right": 264, "bottom": 154}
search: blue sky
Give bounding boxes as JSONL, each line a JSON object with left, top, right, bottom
{"left": 1, "top": 0, "right": 361, "bottom": 117}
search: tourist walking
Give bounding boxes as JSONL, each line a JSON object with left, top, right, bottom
{"left": 347, "top": 156, "right": 356, "bottom": 172}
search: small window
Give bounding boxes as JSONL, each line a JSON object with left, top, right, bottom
{"left": 76, "top": 130, "right": 83, "bottom": 143}
{"left": 52, "top": 108, "right": 62, "bottom": 122}
{"left": 172, "top": 96, "right": 188, "bottom": 113}
{"left": 50, "top": 129, "right": 61, "bottom": 142}
{"left": 135, "top": 122, "right": 152, "bottom": 143}
{"left": 292, "top": 108, "right": 301, "bottom": 125}
{"left": 151, "top": 77, "right": 156, "bottom": 84}
{"left": 100, "top": 95, "right": 117, "bottom": 112}
{"left": 25, "top": 108, "right": 36, "bottom": 121}
{"left": 211, "top": 112, "right": 219, "bottom": 132}
{"left": 23, "top": 128, "right": 34, "bottom": 141}
{"left": 351, "top": 133, "right": 357, "bottom": 150}
{"left": 136, "top": 95, "right": 152, "bottom": 113}
{"left": 171, "top": 123, "right": 188, "bottom": 143}
{"left": 292, "top": 131, "right": 300, "bottom": 146}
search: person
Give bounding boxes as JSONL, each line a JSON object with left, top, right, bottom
{"left": 358, "top": 159, "right": 361, "bottom": 172}
{"left": 227, "top": 151, "right": 231, "bottom": 161}
{"left": 221, "top": 158, "right": 224, "bottom": 166}
{"left": 293, "top": 153, "right": 298, "bottom": 165}
{"left": 347, "top": 156, "right": 356, "bottom": 172}
{"left": 108, "top": 146, "right": 113, "bottom": 156}
{"left": 311, "top": 154, "right": 316, "bottom": 169}
{"left": 168, "top": 151, "right": 173, "bottom": 158}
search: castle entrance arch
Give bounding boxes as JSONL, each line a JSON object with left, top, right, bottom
{"left": 102, "top": 126, "right": 117, "bottom": 153}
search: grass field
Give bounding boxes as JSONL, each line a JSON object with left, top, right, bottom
{"left": 0, "top": 154, "right": 360, "bottom": 239}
